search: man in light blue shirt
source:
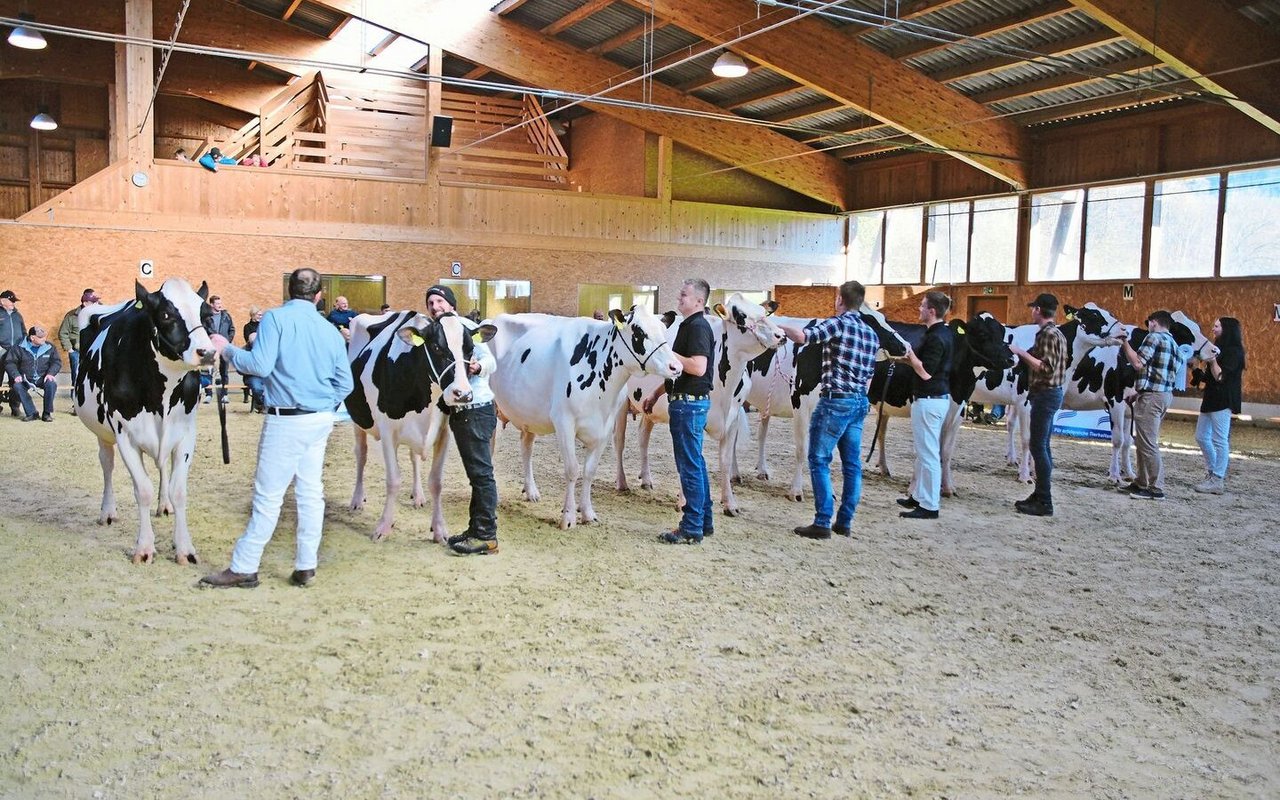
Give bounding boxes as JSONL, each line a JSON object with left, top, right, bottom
{"left": 201, "top": 268, "right": 354, "bottom": 589}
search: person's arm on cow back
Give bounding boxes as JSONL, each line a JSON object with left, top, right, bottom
{"left": 328, "top": 330, "right": 354, "bottom": 403}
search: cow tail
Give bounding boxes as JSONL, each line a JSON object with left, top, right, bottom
{"left": 866, "top": 361, "right": 894, "bottom": 463}
{"left": 216, "top": 357, "right": 230, "bottom": 464}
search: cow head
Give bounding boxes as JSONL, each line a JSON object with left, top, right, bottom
{"left": 962, "top": 313, "right": 1016, "bottom": 370}
{"left": 713, "top": 293, "right": 784, "bottom": 353}
{"left": 1063, "top": 302, "right": 1124, "bottom": 344}
{"left": 136, "top": 278, "right": 216, "bottom": 367}
{"left": 396, "top": 312, "right": 496, "bottom": 406}
{"left": 857, "top": 303, "right": 910, "bottom": 358}
{"left": 609, "top": 305, "right": 683, "bottom": 380}
{"left": 1171, "top": 311, "right": 1210, "bottom": 359}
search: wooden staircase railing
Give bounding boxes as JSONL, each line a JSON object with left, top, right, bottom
{"left": 437, "top": 91, "right": 570, "bottom": 190}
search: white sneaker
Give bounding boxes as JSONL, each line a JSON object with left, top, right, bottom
{"left": 1193, "top": 476, "right": 1225, "bottom": 495}
{"left": 220, "top": 396, "right": 229, "bottom": 405}
{"left": 203, "top": 396, "right": 211, "bottom": 404}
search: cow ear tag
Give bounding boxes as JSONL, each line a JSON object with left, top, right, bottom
{"left": 135, "top": 301, "right": 144, "bottom": 309}
{"left": 955, "top": 324, "right": 965, "bottom": 335}
{"left": 713, "top": 303, "right": 728, "bottom": 319}
{"left": 410, "top": 334, "right": 426, "bottom": 347}
{"left": 613, "top": 317, "right": 626, "bottom": 332}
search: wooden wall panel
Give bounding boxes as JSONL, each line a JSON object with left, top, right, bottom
{"left": 568, "top": 114, "right": 646, "bottom": 197}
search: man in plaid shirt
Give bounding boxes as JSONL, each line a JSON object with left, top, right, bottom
{"left": 1010, "top": 293, "right": 1069, "bottom": 516}
{"left": 1118, "top": 310, "right": 1185, "bottom": 500}
{"left": 779, "top": 280, "right": 879, "bottom": 540}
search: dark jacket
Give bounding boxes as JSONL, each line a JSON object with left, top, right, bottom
{"left": 210, "top": 310, "right": 235, "bottom": 342}
{"left": 4, "top": 339, "right": 62, "bottom": 383}
{"left": 0, "top": 307, "right": 24, "bottom": 350}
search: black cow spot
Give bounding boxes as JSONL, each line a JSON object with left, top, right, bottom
{"left": 746, "top": 348, "right": 776, "bottom": 378}
{"left": 520, "top": 348, "right": 531, "bottom": 364}
{"left": 629, "top": 325, "right": 650, "bottom": 361}
{"left": 633, "top": 388, "right": 643, "bottom": 401}
{"left": 716, "top": 334, "right": 731, "bottom": 387}
{"left": 792, "top": 341, "right": 823, "bottom": 409}
{"left": 566, "top": 381, "right": 573, "bottom": 398}
{"left": 570, "top": 334, "right": 591, "bottom": 367}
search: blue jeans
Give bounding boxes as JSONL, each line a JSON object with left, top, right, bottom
{"left": 68, "top": 350, "right": 80, "bottom": 396}
{"left": 1194, "top": 409, "right": 1231, "bottom": 479}
{"left": 13, "top": 378, "right": 56, "bottom": 418}
{"left": 807, "top": 393, "right": 870, "bottom": 529}
{"left": 670, "top": 397, "right": 712, "bottom": 538}
{"left": 1028, "top": 386, "right": 1065, "bottom": 505}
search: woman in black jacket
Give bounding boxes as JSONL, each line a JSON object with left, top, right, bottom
{"left": 1193, "top": 317, "right": 1245, "bottom": 494}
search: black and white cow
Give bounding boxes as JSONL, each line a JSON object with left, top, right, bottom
{"left": 612, "top": 293, "right": 784, "bottom": 516}
{"left": 344, "top": 310, "right": 495, "bottom": 542}
{"left": 489, "top": 306, "right": 683, "bottom": 530}
{"left": 74, "top": 279, "right": 216, "bottom": 565}
{"left": 736, "top": 307, "right": 909, "bottom": 501}
{"left": 865, "top": 313, "right": 1016, "bottom": 496}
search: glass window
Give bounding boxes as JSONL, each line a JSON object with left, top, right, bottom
{"left": 290, "top": 273, "right": 385, "bottom": 315}
{"left": 1028, "top": 189, "right": 1083, "bottom": 282}
{"left": 708, "top": 289, "right": 771, "bottom": 309}
{"left": 1150, "top": 173, "right": 1219, "bottom": 278}
{"left": 578, "top": 283, "right": 658, "bottom": 317}
{"left": 882, "top": 205, "right": 924, "bottom": 284}
{"left": 1221, "top": 165, "right": 1280, "bottom": 277}
{"left": 925, "top": 201, "right": 970, "bottom": 284}
{"left": 846, "top": 210, "right": 883, "bottom": 285}
{"left": 438, "top": 278, "right": 531, "bottom": 319}
{"left": 969, "top": 196, "right": 1018, "bottom": 283}
{"left": 1083, "top": 182, "right": 1144, "bottom": 280}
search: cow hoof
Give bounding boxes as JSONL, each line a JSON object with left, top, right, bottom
{"left": 756, "top": 471, "right": 771, "bottom": 481}
{"left": 641, "top": 481, "right": 653, "bottom": 491}
{"left": 370, "top": 528, "right": 391, "bottom": 542}
{"left": 559, "top": 517, "right": 576, "bottom": 530}
{"left": 723, "top": 507, "right": 740, "bottom": 518}
{"left": 350, "top": 500, "right": 365, "bottom": 511}
{"left": 131, "top": 551, "right": 154, "bottom": 565}
{"left": 523, "top": 490, "right": 541, "bottom": 502}
{"left": 942, "top": 490, "right": 956, "bottom": 498}
{"left": 730, "top": 475, "right": 743, "bottom": 486}
{"left": 175, "top": 552, "right": 198, "bottom": 566}
{"left": 788, "top": 494, "right": 803, "bottom": 502}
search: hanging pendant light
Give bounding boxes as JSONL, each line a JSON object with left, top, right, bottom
{"left": 30, "top": 106, "right": 57, "bottom": 131}
{"left": 8, "top": 13, "right": 48, "bottom": 50}
{"left": 712, "top": 51, "right": 749, "bottom": 79}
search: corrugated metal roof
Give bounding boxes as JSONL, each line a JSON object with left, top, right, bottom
{"left": 694, "top": 71, "right": 796, "bottom": 105}
{"left": 904, "top": 10, "right": 1102, "bottom": 74}
{"left": 738, "top": 88, "right": 830, "bottom": 118}
{"left": 553, "top": 4, "right": 646, "bottom": 51}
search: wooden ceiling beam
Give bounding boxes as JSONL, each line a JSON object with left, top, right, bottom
{"left": 968, "top": 54, "right": 1161, "bottom": 106}
{"left": 889, "top": 0, "right": 1076, "bottom": 62}
{"left": 589, "top": 20, "right": 669, "bottom": 55}
{"left": 724, "top": 83, "right": 806, "bottom": 111}
{"left": 491, "top": 0, "right": 534, "bottom": 15}
{"left": 1007, "top": 90, "right": 1182, "bottom": 126}
{"left": 646, "top": 0, "right": 1028, "bottom": 187}
{"left": 541, "top": 0, "right": 612, "bottom": 36}
{"left": 762, "top": 99, "right": 845, "bottom": 125}
{"left": 1068, "top": 0, "right": 1280, "bottom": 133}
{"left": 313, "top": 0, "right": 849, "bottom": 207}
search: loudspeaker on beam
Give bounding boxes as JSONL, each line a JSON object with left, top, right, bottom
{"left": 430, "top": 115, "right": 454, "bottom": 148}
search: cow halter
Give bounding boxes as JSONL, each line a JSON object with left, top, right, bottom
{"left": 611, "top": 319, "right": 669, "bottom": 371}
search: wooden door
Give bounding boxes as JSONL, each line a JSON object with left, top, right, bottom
{"left": 968, "top": 294, "right": 1009, "bottom": 323}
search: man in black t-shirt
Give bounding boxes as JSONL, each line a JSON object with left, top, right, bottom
{"left": 643, "top": 279, "right": 715, "bottom": 544}
{"left": 899, "top": 290, "right": 954, "bottom": 520}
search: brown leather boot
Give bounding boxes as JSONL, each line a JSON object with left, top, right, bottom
{"left": 199, "top": 568, "right": 259, "bottom": 588}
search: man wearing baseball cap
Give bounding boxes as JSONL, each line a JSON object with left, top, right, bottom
{"left": 1009, "top": 293, "right": 1068, "bottom": 516}
{"left": 59, "top": 289, "right": 100, "bottom": 397}
{"left": 424, "top": 284, "right": 501, "bottom": 555}
{"left": 1, "top": 290, "right": 25, "bottom": 417}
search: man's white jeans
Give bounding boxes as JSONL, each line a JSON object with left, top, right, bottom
{"left": 230, "top": 411, "right": 335, "bottom": 574}
{"left": 909, "top": 397, "right": 951, "bottom": 512}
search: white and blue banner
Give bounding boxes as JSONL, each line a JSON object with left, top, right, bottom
{"left": 1053, "top": 408, "right": 1112, "bottom": 441}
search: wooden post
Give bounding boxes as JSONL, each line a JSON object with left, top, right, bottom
{"left": 113, "top": 0, "right": 155, "bottom": 170}
{"left": 425, "top": 45, "right": 443, "bottom": 228}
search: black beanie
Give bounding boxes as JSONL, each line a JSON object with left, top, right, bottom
{"left": 426, "top": 284, "right": 457, "bottom": 310}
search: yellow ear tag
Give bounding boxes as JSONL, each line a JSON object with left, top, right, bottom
{"left": 410, "top": 334, "right": 425, "bottom": 347}
{"left": 955, "top": 324, "right": 966, "bottom": 335}
{"left": 613, "top": 317, "right": 626, "bottom": 332}
{"left": 1065, "top": 313, "right": 1075, "bottom": 321}
{"left": 135, "top": 301, "right": 144, "bottom": 309}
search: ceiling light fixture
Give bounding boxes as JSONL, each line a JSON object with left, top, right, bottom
{"left": 30, "top": 107, "right": 57, "bottom": 131}
{"left": 8, "top": 13, "right": 48, "bottom": 50}
{"left": 712, "top": 51, "right": 749, "bottom": 79}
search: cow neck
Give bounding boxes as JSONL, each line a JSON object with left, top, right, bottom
{"left": 610, "top": 321, "right": 667, "bottom": 373}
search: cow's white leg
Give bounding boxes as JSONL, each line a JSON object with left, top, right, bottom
{"left": 409, "top": 451, "right": 426, "bottom": 508}
{"left": 426, "top": 425, "right": 450, "bottom": 544}
{"left": 168, "top": 423, "right": 199, "bottom": 565}
{"left": 1005, "top": 413, "right": 1020, "bottom": 466}
{"left": 115, "top": 436, "right": 158, "bottom": 565}
{"left": 372, "top": 435, "right": 401, "bottom": 541}
{"left": 789, "top": 410, "right": 809, "bottom": 502}
{"left": 1012, "top": 404, "right": 1033, "bottom": 483}
{"left": 155, "top": 447, "right": 174, "bottom": 517}
{"left": 875, "top": 416, "right": 891, "bottom": 478}
{"left": 350, "top": 427, "right": 368, "bottom": 511}
{"left": 939, "top": 402, "right": 963, "bottom": 497}
{"left": 1117, "top": 403, "right": 1136, "bottom": 482}
{"left": 97, "top": 440, "right": 118, "bottom": 526}
{"left": 613, "top": 406, "right": 631, "bottom": 492}
{"left": 555, "top": 429, "right": 582, "bottom": 529}
{"left": 755, "top": 415, "right": 773, "bottom": 480}
{"left": 637, "top": 417, "right": 655, "bottom": 490}
{"left": 520, "top": 430, "right": 541, "bottom": 502}
{"left": 577, "top": 435, "right": 605, "bottom": 525}
{"left": 718, "top": 431, "right": 740, "bottom": 516}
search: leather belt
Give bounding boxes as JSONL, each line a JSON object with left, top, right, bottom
{"left": 669, "top": 393, "right": 709, "bottom": 402}
{"left": 916, "top": 394, "right": 950, "bottom": 400}
{"left": 266, "top": 407, "right": 318, "bottom": 416}
{"left": 819, "top": 391, "right": 863, "bottom": 399}
{"left": 451, "top": 400, "right": 494, "bottom": 411}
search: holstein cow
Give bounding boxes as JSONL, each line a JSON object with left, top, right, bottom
{"left": 345, "top": 310, "right": 494, "bottom": 542}
{"left": 612, "top": 293, "right": 784, "bottom": 516}
{"left": 74, "top": 279, "right": 216, "bottom": 565}
{"left": 1058, "top": 307, "right": 1205, "bottom": 484}
{"left": 865, "top": 313, "right": 1015, "bottom": 496}
{"left": 737, "top": 307, "right": 909, "bottom": 501}
{"left": 489, "top": 307, "right": 682, "bottom": 529}
{"left": 967, "top": 302, "right": 1121, "bottom": 481}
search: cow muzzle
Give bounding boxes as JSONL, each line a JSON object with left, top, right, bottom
{"left": 447, "top": 387, "right": 474, "bottom": 405}
{"left": 196, "top": 348, "right": 216, "bottom": 366}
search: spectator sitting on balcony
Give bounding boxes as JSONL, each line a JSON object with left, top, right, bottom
{"left": 198, "top": 147, "right": 238, "bottom": 173}
{"left": 240, "top": 153, "right": 269, "bottom": 167}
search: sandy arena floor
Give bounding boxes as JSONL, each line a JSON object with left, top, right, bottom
{"left": 1, "top": 398, "right": 1276, "bottom": 798}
